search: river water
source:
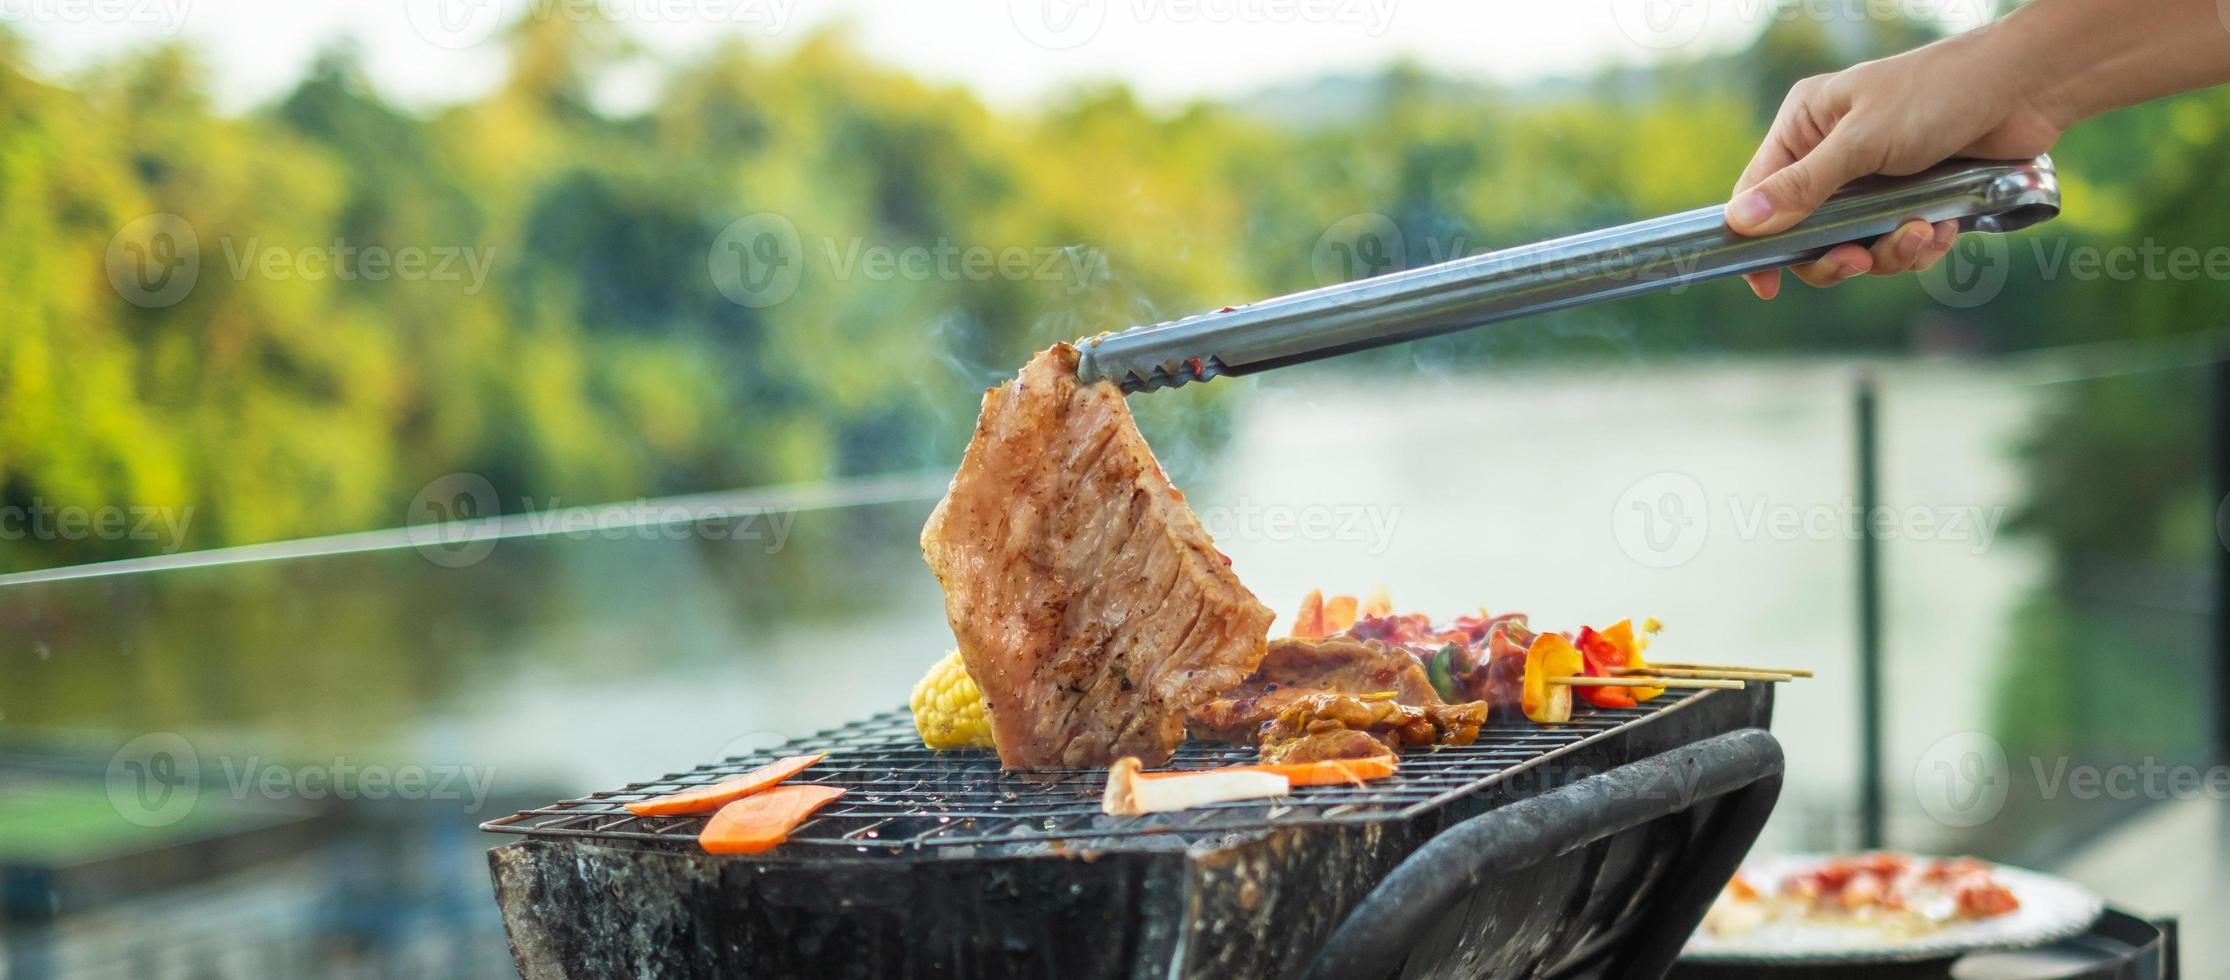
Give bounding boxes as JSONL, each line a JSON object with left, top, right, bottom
{"left": 5, "top": 356, "right": 2116, "bottom": 975}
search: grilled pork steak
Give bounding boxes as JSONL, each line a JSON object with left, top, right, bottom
{"left": 920, "top": 343, "right": 1274, "bottom": 769}
{"left": 1187, "top": 636, "right": 1442, "bottom": 743}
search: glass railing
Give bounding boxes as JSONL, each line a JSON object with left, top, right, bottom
{"left": 3, "top": 345, "right": 2219, "bottom": 975}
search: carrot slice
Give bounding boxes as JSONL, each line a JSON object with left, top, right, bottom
{"left": 1256, "top": 755, "right": 1397, "bottom": 786}
{"left": 699, "top": 784, "right": 847, "bottom": 855}
{"left": 626, "top": 752, "right": 826, "bottom": 816}
{"left": 1137, "top": 755, "right": 1396, "bottom": 787}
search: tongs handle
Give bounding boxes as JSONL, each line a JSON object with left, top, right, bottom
{"left": 1075, "top": 156, "right": 2059, "bottom": 392}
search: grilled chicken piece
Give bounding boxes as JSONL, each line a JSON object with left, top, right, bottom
{"left": 920, "top": 343, "right": 1275, "bottom": 769}
{"left": 1260, "top": 728, "right": 1393, "bottom": 764}
{"left": 1186, "top": 636, "right": 1441, "bottom": 743}
{"left": 1256, "top": 693, "right": 1488, "bottom": 763}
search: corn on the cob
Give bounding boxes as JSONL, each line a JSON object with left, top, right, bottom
{"left": 910, "top": 650, "right": 995, "bottom": 750}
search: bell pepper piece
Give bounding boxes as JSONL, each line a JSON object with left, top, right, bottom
{"left": 1600, "top": 619, "right": 1663, "bottom": 701}
{"left": 1322, "top": 594, "right": 1359, "bottom": 634}
{"left": 1427, "top": 642, "right": 1463, "bottom": 702}
{"left": 1292, "top": 589, "right": 1326, "bottom": 638}
{"left": 1521, "top": 633, "right": 1584, "bottom": 724}
{"left": 1360, "top": 587, "right": 1394, "bottom": 618}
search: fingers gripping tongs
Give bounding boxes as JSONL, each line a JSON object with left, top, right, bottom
{"left": 1074, "top": 156, "right": 2059, "bottom": 392}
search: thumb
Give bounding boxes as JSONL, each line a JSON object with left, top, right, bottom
{"left": 1726, "top": 130, "right": 1872, "bottom": 236}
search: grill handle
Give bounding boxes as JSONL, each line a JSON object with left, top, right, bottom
{"left": 1298, "top": 727, "right": 1785, "bottom": 980}
{"left": 1076, "top": 156, "right": 2059, "bottom": 392}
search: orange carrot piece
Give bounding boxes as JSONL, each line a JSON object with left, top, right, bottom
{"left": 1260, "top": 755, "right": 1397, "bottom": 786}
{"left": 698, "top": 784, "right": 847, "bottom": 855}
{"left": 1137, "top": 755, "right": 1397, "bottom": 787}
{"left": 626, "top": 752, "right": 826, "bottom": 816}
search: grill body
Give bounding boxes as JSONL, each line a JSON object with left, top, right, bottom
{"left": 485, "top": 686, "right": 1777, "bottom": 979}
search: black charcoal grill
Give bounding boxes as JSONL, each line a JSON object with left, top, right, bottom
{"left": 483, "top": 685, "right": 1782, "bottom": 979}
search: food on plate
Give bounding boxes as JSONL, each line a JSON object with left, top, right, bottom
{"left": 698, "top": 783, "right": 848, "bottom": 855}
{"left": 910, "top": 650, "right": 995, "bottom": 750}
{"left": 920, "top": 343, "right": 1276, "bottom": 769}
{"left": 1101, "top": 756, "right": 1290, "bottom": 815}
{"left": 1255, "top": 692, "right": 1488, "bottom": 763}
{"left": 626, "top": 753, "right": 828, "bottom": 817}
{"left": 1705, "top": 854, "right": 2024, "bottom": 938}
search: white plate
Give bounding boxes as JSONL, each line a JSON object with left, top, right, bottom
{"left": 1681, "top": 854, "right": 2104, "bottom": 964}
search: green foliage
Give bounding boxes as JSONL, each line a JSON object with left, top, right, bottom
{"left": 2, "top": 13, "right": 2224, "bottom": 572}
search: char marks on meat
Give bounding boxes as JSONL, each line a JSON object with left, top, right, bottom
{"left": 1187, "top": 635, "right": 1441, "bottom": 743}
{"left": 921, "top": 343, "right": 1275, "bottom": 769}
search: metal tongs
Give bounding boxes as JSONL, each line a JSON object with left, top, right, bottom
{"left": 1075, "top": 156, "right": 2060, "bottom": 392}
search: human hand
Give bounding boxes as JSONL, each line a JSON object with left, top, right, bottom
{"left": 1728, "top": 29, "right": 2067, "bottom": 299}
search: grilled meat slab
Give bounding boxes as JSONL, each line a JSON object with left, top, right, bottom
{"left": 1187, "top": 636, "right": 1441, "bottom": 743}
{"left": 920, "top": 343, "right": 1275, "bottom": 769}
{"left": 1257, "top": 693, "right": 1489, "bottom": 764}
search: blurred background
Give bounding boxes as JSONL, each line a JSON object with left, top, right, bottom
{"left": 2, "top": 0, "right": 2225, "bottom": 975}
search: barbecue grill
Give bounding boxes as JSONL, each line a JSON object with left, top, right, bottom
{"left": 484, "top": 684, "right": 1781, "bottom": 978}
{"left": 477, "top": 152, "right": 2014, "bottom": 980}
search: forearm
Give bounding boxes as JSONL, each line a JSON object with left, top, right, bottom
{"left": 1994, "top": 0, "right": 2230, "bottom": 128}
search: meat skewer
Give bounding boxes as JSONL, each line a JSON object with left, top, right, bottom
{"left": 1645, "top": 662, "right": 1816, "bottom": 679}
{"left": 1561, "top": 676, "right": 1744, "bottom": 690}
{"left": 1614, "top": 666, "right": 1796, "bottom": 682}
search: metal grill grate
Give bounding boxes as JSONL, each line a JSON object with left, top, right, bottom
{"left": 481, "top": 691, "right": 1722, "bottom": 854}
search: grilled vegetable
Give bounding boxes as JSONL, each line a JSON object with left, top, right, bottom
{"left": 1102, "top": 757, "right": 1290, "bottom": 815}
{"left": 698, "top": 783, "right": 847, "bottom": 854}
{"left": 1426, "top": 642, "right": 1463, "bottom": 702}
{"left": 1292, "top": 589, "right": 1327, "bottom": 638}
{"left": 1580, "top": 619, "right": 1662, "bottom": 701}
{"left": 1574, "top": 657, "right": 1639, "bottom": 709}
{"left": 627, "top": 752, "right": 826, "bottom": 816}
{"left": 1360, "top": 587, "right": 1394, "bottom": 618}
{"left": 1521, "top": 632, "right": 1584, "bottom": 724}
{"left": 1322, "top": 594, "right": 1360, "bottom": 634}
{"left": 910, "top": 650, "right": 995, "bottom": 750}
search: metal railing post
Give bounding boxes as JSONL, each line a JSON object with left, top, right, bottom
{"left": 1855, "top": 371, "right": 1885, "bottom": 850}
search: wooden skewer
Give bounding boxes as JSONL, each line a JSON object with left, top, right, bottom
{"left": 1615, "top": 666, "right": 1796, "bottom": 682}
{"left": 1642, "top": 662, "right": 1815, "bottom": 679}
{"left": 1551, "top": 676, "right": 1745, "bottom": 690}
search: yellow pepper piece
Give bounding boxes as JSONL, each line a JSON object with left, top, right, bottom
{"left": 1600, "top": 619, "right": 1663, "bottom": 702}
{"left": 1521, "top": 633, "right": 1584, "bottom": 724}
